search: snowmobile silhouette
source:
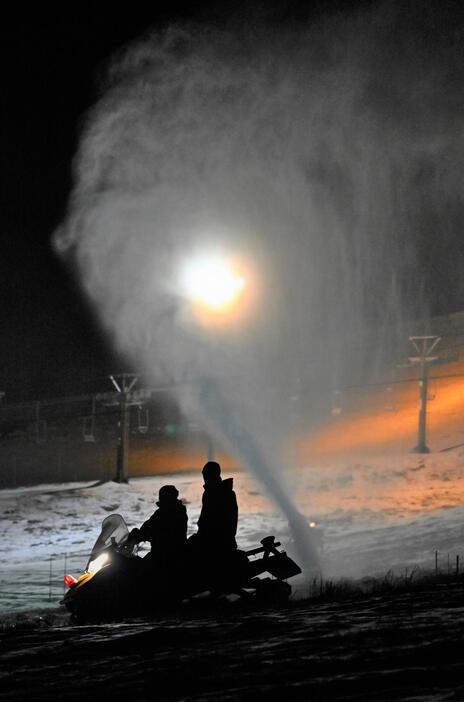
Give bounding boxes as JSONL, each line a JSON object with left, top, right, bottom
{"left": 61, "top": 513, "right": 302, "bottom": 622}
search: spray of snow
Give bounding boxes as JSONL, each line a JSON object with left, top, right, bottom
{"left": 54, "top": 9, "right": 463, "bottom": 572}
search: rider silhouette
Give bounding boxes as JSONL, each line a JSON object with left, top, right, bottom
{"left": 197, "top": 461, "right": 238, "bottom": 550}
{"left": 128, "top": 485, "right": 187, "bottom": 564}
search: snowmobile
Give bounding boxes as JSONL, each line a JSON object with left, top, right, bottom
{"left": 61, "top": 514, "right": 302, "bottom": 622}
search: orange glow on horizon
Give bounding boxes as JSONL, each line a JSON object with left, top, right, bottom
{"left": 301, "top": 374, "right": 464, "bottom": 458}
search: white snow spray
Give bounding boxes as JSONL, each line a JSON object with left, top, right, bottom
{"left": 54, "top": 8, "right": 463, "bottom": 572}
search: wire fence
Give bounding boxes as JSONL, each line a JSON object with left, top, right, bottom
{"left": 0, "top": 551, "right": 88, "bottom": 611}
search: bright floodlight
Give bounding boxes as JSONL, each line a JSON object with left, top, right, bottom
{"left": 182, "top": 255, "right": 245, "bottom": 309}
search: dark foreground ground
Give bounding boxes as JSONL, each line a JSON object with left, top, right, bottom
{"left": 1, "top": 582, "right": 464, "bottom": 701}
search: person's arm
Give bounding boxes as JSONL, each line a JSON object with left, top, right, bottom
{"left": 230, "top": 491, "right": 238, "bottom": 536}
{"left": 128, "top": 527, "right": 140, "bottom": 539}
{"left": 181, "top": 506, "right": 188, "bottom": 539}
{"left": 197, "top": 492, "right": 207, "bottom": 530}
{"left": 136, "top": 514, "right": 156, "bottom": 542}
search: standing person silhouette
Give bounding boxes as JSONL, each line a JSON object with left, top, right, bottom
{"left": 197, "top": 461, "right": 238, "bottom": 551}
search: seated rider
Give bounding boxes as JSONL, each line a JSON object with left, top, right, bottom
{"left": 128, "top": 485, "right": 187, "bottom": 566}
{"left": 196, "top": 461, "right": 238, "bottom": 551}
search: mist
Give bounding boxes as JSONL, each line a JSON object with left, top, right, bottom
{"left": 54, "top": 5, "right": 463, "bottom": 571}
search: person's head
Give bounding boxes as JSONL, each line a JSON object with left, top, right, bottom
{"left": 156, "top": 484, "right": 179, "bottom": 506}
{"left": 202, "top": 461, "right": 221, "bottom": 484}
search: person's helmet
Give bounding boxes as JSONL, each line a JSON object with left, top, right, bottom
{"left": 157, "top": 484, "right": 179, "bottom": 505}
{"left": 202, "top": 461, "right": 221, "bottom": 482}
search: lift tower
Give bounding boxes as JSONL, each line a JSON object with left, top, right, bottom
{"left": 108, "top": 373, "right": 139, "bottom": 483}
{"left": 408, "top": 336, "right": 440, "bottom": 454}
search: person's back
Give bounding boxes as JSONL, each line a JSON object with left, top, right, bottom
{"left": 130, "top": 485, "right": 188, "bottom": 563}
{"left": 197, "top": 462, "right": 238, "bottom": 551}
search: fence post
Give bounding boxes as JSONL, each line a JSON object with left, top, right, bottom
{"left": 435, "top": 550, "right": 438, "bottom": 576}
{"left": 63, "top": 553, "right": 67, "bottom": 594}
{"left": 48, "top": 556, "right": 53, "bottom": 601}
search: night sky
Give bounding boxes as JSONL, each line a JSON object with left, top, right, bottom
{"left": 1, "top": 1, "right": 463, "bottom": 402}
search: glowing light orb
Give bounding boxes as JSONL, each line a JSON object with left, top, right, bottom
{"left": 182, "top": 255, "right": 245, "bottom": 309}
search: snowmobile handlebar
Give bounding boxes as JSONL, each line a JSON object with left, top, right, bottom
{"left": 245, "top": 536, "right": 281, "bottom": 557}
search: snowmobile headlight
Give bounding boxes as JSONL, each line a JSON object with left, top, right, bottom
{"left": 88, "top": 552, "right": 109, "bottom": 574}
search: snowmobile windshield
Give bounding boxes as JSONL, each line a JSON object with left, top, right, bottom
{"left": 88, "top": 514, "right": 129, "bottom": 564}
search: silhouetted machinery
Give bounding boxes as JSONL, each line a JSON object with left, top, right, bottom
{"left": 61, "top": 514, "right": 302, "bottom": 621}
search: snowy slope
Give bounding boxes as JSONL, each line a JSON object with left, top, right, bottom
{"left": 2, "top": 451, "right": 464, "bottom": 613}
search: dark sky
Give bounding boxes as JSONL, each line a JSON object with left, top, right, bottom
{"left": 1, "top": 1, "right": 462, "bottom": 402}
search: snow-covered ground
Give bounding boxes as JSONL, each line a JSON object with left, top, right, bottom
{"left": 1, "top": 451, "right": 464, "bottom": 613}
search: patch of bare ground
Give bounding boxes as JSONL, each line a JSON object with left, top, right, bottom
{"left": 1, "top": 576, "right": 464, "bottom": 700}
